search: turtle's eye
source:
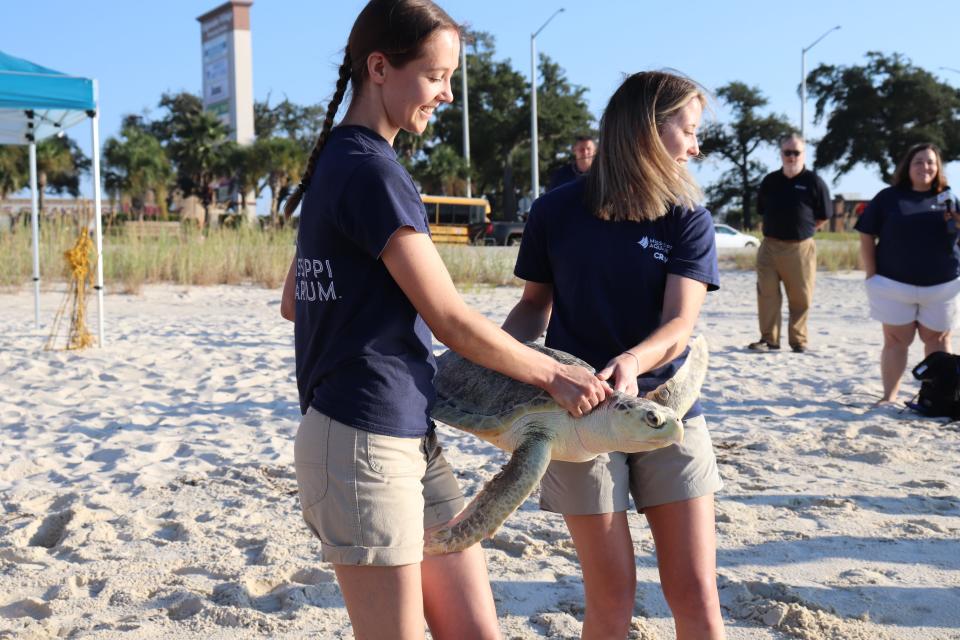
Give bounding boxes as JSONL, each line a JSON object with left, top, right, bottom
{"left": 645, "top": 410, "right": 663, "bottom": 429}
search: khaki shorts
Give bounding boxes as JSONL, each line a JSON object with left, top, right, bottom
{"left": 294, "top": 408, "right": 465, "bottom": 566}
{"left": 539, "top": 415, "right": 722, "bottom": 514}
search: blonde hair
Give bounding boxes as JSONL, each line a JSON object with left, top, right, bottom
{"left": 585, "top": 71, "right": 705, "bottom": 222}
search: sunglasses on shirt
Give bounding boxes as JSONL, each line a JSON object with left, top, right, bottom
{"left": 781, "top": 150, "right": 802, "bottom": 157}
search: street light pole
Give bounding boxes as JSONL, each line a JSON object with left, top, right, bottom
{"left": 530, "top": 7, "right": 564, "bottom": 200}
{"left": 800, "top": 25, "right": 841, "bottom": 139}
{"left": 461, "top": 40, "right": 471, "bottom": 197}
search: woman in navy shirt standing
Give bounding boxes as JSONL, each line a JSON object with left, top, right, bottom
{"left": 278, "top": 2, "right": 609, "bottom": 638}
{"left": 856, "top": 143, "right": 960, "bottom": 404}
{"left": 503, "top": 71, "right": 725, "bottom": 639}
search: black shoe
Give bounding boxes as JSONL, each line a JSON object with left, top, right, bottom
{"left": 790, "top": 344, "right": 807, "bottom": 353}
{"left": 747, "top": 341, "right": 780, "bottom": 352}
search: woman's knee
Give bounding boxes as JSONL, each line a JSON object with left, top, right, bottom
{"left": 882, "top": 323, "right": 917, "bottom": 348}
{"left": 918, "top": 325, "right": 950, "bottom": 346}
{"left": 661, "top": 573, "right": 720, "bottom": 619}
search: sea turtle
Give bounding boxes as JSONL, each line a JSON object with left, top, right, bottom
{"left": 425, "top": 335, "right": 708, "bottom": 555}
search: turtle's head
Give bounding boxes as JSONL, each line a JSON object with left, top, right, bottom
{"left": 577, "top": 392, "right": 684, "bottom": 454}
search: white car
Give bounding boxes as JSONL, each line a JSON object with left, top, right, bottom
{"left": 714, "top": 223, "right": 759, "bottom": 248}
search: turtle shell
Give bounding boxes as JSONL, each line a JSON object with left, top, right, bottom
{"left": 432, "top": 342, "right": 595, "bottom": 433}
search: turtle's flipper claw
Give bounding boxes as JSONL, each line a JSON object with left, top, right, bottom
{"left": 424, "top": 431, "right": 553, "bottom": 555}
{"left": 646, "top": 335, "right": 708, "bottom": 417}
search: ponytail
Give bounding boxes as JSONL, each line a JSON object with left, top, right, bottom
{"left": 283, "top": 51, "right": 354, "bottom": 220}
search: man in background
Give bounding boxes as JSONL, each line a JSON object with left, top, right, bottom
{"left": 748, "top": 133, "right": 832, "bottom": 353}
{"left": 547, "top": 135, "right": 596, "bottom": 191}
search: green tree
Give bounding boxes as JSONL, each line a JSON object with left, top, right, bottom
{"left": 154, "top": 92, "right": 230, "bottom": 222}
{"left": 807, "top": 52, "right": 960, "bottom": 182}
{"left": 0, "top": 145, "right": 27, "bottom": 200}
{"left": 35, "top": 136, "right": 90, "bottom": 214}
{"left": 421, "top": 31, "right": 593, "bottom": 216}
{"left": 254, "top": 137, "right": 304, "bottom": 226}
{"left": 255, "top": 97, "right": 326, "bottom": 145}
{"left": 103, "top": 125, "right": 173, "bottom": 220}
{"left": 698, "top": 82, "right": 792, "bottom": 229}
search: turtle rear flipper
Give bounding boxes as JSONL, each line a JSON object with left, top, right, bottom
{"left": 646, "top": 334, "right": 708, "bottom": 417}
{"left": 424, "top": 429, "right": 553, "bottom": 555}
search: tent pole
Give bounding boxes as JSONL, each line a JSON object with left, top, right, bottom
{"left": 28, "top": 141, "right": 40, "bottom": 329}
{"left": 90, "top": 85, "right": 105, "bottom": 346}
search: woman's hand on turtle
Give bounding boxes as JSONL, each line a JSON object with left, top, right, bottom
{"left": 597, "top": 352, "right": 641, "bottom": 397}
{"left": 548, "top": 364, "right": 612, "bottom": 417}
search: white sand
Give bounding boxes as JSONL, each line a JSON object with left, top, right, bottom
{"left": 1, "top": 269, "right": 959, "bottom": 639}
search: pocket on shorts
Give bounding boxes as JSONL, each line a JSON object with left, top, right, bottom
{"left": 366, "top": 432, "right": 425, "bottom": 477}
{"left": 294, "top": 410, "right": 331, "bottom": 508}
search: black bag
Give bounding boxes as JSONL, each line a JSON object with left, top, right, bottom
{"left": 909, "top": 351, "right": 960, "bottom": 419}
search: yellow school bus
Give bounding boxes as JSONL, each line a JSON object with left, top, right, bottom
{"left": 421, "top": 195, "right": 492, "bottom": 245}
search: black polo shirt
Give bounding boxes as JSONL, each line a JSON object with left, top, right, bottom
{"left": 756, "top": 168, "right": 832, "bottom": 240}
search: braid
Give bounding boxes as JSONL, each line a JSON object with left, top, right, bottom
{"left": 283, "top": 50, "right": 354, "bottom": 219}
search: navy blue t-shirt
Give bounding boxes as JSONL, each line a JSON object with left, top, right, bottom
{"left": 294, "top": 125, "right": 436, "bottom": 437}
{"left": 547, "top": 164, "right": 583, "bottom": 192}
{"left": 515, "top": 180, "right": 720, "bottom": 419}
{"left": 855, "top": 186, "right": 960, "bottom": 287}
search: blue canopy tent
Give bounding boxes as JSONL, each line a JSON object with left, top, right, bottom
{"left": 0, "top": 50, "right": 104, "bottom": 344}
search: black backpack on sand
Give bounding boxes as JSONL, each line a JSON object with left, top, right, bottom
{"left": 908, "top": 351, "right": 960, "bottom": 420}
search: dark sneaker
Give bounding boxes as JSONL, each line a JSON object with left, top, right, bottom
{"left": 791, "top": 344, "right": 807, "bottom": 353}
{"left": 747, "top": 341, "right": 780, "bottom": 352}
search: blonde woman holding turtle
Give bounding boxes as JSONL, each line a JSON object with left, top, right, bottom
{"left": 503, "top": 71, "right": 725, "bottom": 639}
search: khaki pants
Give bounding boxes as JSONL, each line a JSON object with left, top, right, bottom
{"left": 756, "top": 237, "right": 816, "bottom": 348}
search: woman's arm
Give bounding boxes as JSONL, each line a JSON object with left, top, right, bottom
{"left": 597, "top": 274, "right": 707, "bottom": 396}
{"left": 501, "top": 281, "right": 554, "bottom": 342}
{"left": 859, "top": 232, "right": 877, "bottom": 278}
{"left": 280, "top": 256, "right": 296, "bottom": 322}
{"left": 382, "top": 228, "right": 610, "bottom": 417}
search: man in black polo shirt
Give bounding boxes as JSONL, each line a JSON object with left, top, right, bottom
{"left": 748, "top": 133, "right": 832, "bottom": 353}
{"left": 547, "top": 135, "right": 596, "bottom": 191}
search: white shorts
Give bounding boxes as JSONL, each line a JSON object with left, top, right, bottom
{"left": 864, "top": 275, "right": 960, "bottom": 331}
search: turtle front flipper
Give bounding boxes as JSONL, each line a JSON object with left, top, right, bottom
{"left": 424, "top": 427, "right": 554, "bottom": 556}
{"left": 645, "top": 334, "right": 708, "bottom": 417}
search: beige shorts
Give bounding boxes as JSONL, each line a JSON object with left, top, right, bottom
{"left": 865, "top": 274, "right": 960, "bottom": 331}
{"left": 539, "top": 415, "right": 722, "bottom": 514}
{"left": 294, "top": 408, "right": 465, "bottom": 566}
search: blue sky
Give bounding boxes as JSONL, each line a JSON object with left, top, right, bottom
{"left": 2, "top": 0, "right": 958, "bottom": 208}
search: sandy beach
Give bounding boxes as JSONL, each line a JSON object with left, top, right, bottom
{"left": 1, "top": 267, "right": 958, "bottom": 639}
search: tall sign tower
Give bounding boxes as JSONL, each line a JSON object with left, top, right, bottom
{"left": 197, "top": 1, "right": 254, "bottom": 145}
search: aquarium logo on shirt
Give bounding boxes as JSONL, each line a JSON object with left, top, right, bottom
{"left": 637, "top": 236, "right": 672, "bottom": 263}
{"left": 296, "top": 256, "right": 339, "bottom": 302}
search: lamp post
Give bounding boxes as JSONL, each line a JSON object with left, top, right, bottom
{"left": 461, "top": 39, "right": 472, "bottom": 197}
{"left": 530, "top": 7, "right": 564, "bottom": 200}
{"left": 800, "top": 25, "right": 840, "bottom": 139}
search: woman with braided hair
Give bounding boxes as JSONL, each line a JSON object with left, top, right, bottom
{"left": 279, "top": 1, "right": 610, "bottom": 638}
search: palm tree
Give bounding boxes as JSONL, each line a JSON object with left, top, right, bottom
{"left": 103, "top": 125, "right": 173, "bottom": 221}
{"left": 256, "top": 137, "right": 304, "bottom": 226}
{"left": 35, "top": 136, "right": 88, "bottom": 214}
{"left": 0, "top": 145, "right": 27, "bottom": 200}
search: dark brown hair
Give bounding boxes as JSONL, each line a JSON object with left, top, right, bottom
{"left": 892, "top": 143, "right": 949, "bottom": 193}
{"left": 283, "top": 0, "right": 459, "bottom": 218}
{"left": 584, "top": 71, "right": 705, "bottom": 222}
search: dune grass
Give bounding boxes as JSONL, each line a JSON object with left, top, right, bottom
{"left": 725, "top": 239, "right": 862, "bottom": 271}
{"left": 0, "top": 223, "right": 524, "bottom": 292}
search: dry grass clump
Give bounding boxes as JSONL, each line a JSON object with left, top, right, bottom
{"left": 1, "top": 223, "right": 524, "bottom": 291}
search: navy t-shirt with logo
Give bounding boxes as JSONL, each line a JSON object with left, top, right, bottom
{"left": 294, "top": 125, "right": 436, "bottom": 438}
{"left": 855, "top": 186, "right": 960, "bottom": 287}
{"left": 515, "top": 180, "right": 720, "bottom": 419}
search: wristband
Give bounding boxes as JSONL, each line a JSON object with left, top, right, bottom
{"left": 623, "top": 350, "right": 641, "bottom": 371}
